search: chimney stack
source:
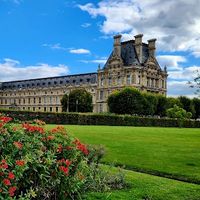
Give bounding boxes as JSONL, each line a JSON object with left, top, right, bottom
{"left": 148, "top": 38, "right": 156, "bottom": 57}
{"left": 134, "top": 34, "right": 143, "bottom": 63}
{"left": 113, "top": 34, "right": 122, "bottom": 57}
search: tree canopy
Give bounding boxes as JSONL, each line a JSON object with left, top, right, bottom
{"left": 61, "top": 89, "right": 93, "bottom": 113}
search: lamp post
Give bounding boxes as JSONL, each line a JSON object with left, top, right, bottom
{"left": 76, "top": 99, "right": 78, "bottom": 113}
{"left": 67, "top": 94, "right": 69, "bottom": 112}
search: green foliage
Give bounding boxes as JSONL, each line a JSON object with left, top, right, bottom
{"left": 108, "top": 88, "right": 145, "bottom": 115}
{"left": 61, "top": 89, "right": 93, "bottom": 113}
{"left": 166, "top": 97, "right": 182, "bottom": 109}
{"left": 142, "top": 93, "right": 158, "bottom": 116}
{"left": 61, "top": 93, "right": 69, "bottom": 112}
{"left": 155, "top": 95, "right": 168, "bottom": 116}
{"left": 166, "top": 105, "right": 192, "bottom": 119}
{"left": 0, "top": 114, "right": 126, "bottom": 199}
{"left": 192, "top": 98, "right": 200, "bottom": 119}
{"left": 178, "top": 96, "right": 195, "bottom": 118}
{"left": 1, "top": 109, "right": 200, "bottom": 128}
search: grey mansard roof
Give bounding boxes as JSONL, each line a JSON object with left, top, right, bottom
{"left": 104, "top": 40, "right": 149, "bottom": 68}
{"left": 0, "top": 72, "right": 97, "bottom": 91}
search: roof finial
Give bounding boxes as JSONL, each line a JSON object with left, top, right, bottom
{"left": 98, "top": 64, "right": 101, "bottom": 70}
{"left": 164, "top": 65, "right": 167, "bottom": 72}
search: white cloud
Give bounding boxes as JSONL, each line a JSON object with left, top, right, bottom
{"left": 79, "top": 0, "right": 200, "bottom": 54}
{"left": 80, "top": 59, "right": 107, "bottom": 64}
{"left": 0, "top": 58, "right": 69, "bottom": 82}
{"left": 167, "top": 80, "right": 197, "bottom": 98}
{"left": 157, "top": 55, "right": 186, "bottom": 71}
{"left": 168, "top": 66, "right": 200, "bottom": 80}
{"left": 42, "top": 43, "right": 66, "bottom": 50}
{"left": 81, "top": 23, "right": 91, "bottom": 28}
{"left": 69, "top": 48, "right": 91, "bottom": 54}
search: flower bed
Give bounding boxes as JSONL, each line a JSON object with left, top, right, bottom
{"left": 0, "top": 114, "right": 100, "bottom": 199}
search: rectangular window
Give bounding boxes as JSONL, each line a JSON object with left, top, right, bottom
{"left": 101, "top": 78, "right": 104, "bottom": 86}
{"left": 108, "top": 77, "right": 112, "bottom": 86}
{"left": 117, "top": 77, "right": 121, "bottom": 85}
{"left": 99, "top": 104, "right": 103, "bottom": 113}
{"left": 138, "top": 75, "right": 140, "bottom": 84}
{"left": 100, "top": 91, "right": 104, "bottom": 100}
{"left": 49, "top": 97, "right": 52, "bottom": 104}
{"left": 50, "top": 107, "right": 52, "bottom": 112}
{"left": 56, "top": 96, "right": 59, "bottom": 104}
{"left": 127, "top": 75, "right": 131, "bottom": 85}
{"left": 39, "top": 97, "right": 41, "bottom": 104}
{"left": 33, "top": 107, "right": 35, "bottom": 111}
{"left": 44, "top": 107, "right": 46, "bottom": 112}
{"left": 56, "top": 107, "right": 58, "bottom": 112}
{"left": 33, "top": 98, "right": 36, "bottom": 104}
{"left": 44, "top": 96, "right": 46, "bottom": 104}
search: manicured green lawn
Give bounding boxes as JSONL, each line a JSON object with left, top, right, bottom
{"left": 85, "top": 166, "right": 200, "bottom": 200}
{"left": 46, "top": 125, "right": 200, "bottom": 183}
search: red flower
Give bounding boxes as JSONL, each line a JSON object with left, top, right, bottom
{"left": 66, "top": 146, "right": 73, "bottom": 150}
{"left": 0, "top": 159, "right": 8, "bottom": 169}
{"left": 57, "top": 159, "right": 71, "bottom": 167}
{"left": 13, "top": 141, "right": 23, "bottom": 149}
{"left": 51, "top": 126, "right": 65, "bottom": 134}
{"left": 0, "top": 188, "right": 2, "bottom": 193}
{"left": 59, "top": 166, "right": 69, "bottom": 175}
{"left": 0, "top": 172, "right": 4, "bottom": 176}
{"left": 65, "top": 159, "right": 71, "bottom": 167}
{"left": 0, "top": 123, "right": 4, "bottom": 128}
{"left": 8, "top": 172, "right": 15, "bottom": 180}
{"left": 42, "top": 135, "right": 55, "bottom": 141}
{"left": 47, "top": 135, "right": 54, "bottom": 140}
{"left": 12, "top": 127, "right": 18, "bottom": 131}
{"left": 0, "top": 116, "right": 12, "bottom": 123}
{"left": 16, "top": 160, "right": 25, "bottom": 166}
{"left": 57, "top": 144, "right": 63, "bottom": 153}
{"left": 3, "top": 178, "right": 11, "bottom": 186}
{"left": 1, "top": 159, "right": 6, "bottom": 164}
{"left": 9, "top": 186, "right": 17, "bottom": 197}
{"left": 22, "top": 123, "right": 44, "bottom": 134}
{"left": 73, "top": 139, "right": 89, "bottom": 155}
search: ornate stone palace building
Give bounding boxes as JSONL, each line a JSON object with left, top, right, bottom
{"left": 0, "top": 34, "right": 167, "bottom": 113}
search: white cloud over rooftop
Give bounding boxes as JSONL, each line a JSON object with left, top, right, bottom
{"left": 79, "top": 0, "right": 200, "bottom": 55}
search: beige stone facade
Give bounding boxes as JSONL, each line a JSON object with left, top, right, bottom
{"left": 0, "top": 34, "right": 167, "bottom": 113}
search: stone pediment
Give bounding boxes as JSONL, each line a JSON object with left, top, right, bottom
{"left": 108, "top": 52, "right": 123, "bottom": 66}
{"left": 145, "top": 56, "right": 161, "bottom": 70}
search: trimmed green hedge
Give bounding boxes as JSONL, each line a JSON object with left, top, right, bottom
{"left": 0, "top": 109, "right": 200, "bottom": 128}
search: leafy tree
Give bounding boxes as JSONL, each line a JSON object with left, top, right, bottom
{"left": 155, "top": 94, "right": 168, "bottom": 116}
{"left": 193, "top": 98, "right": 200, "bottom": 119}
{"left": 178, "top": 96, "right": 195, "bottom": 118}
{"left": 108, "top": 87, "right": 144, "bottom": 115}
{"left": 61, "top": 93, "right": 69, "bottom": 112}
{"left": 61, "top": 89, "right": 93, "bottom": 113}
{"left": 166, "top": 104, "right": 192, "bottom": 119}
{"left": 188, "top": 70, "right": 200, "bottom": 95}
{"left": 142, "top": 92, "right": 158, "bottom": 116}
{"left": 166, "top": 97, "right": 182, "bottom": 109}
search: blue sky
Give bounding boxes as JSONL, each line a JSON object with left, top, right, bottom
{"left": 0, "top": 0, "right": 199, "bottom": 97}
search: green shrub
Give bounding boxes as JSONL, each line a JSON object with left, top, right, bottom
{"left": 107, "top": 88, "right": 145, "bottom": 115}
{"left": 0, "top": 113, "right": 126, "bottom": 199}
{"left": 166, "top": 105, "right": 192, "bottom": 119}
{"left": 0, "top": 109, "right": 200, "bottom": 128}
